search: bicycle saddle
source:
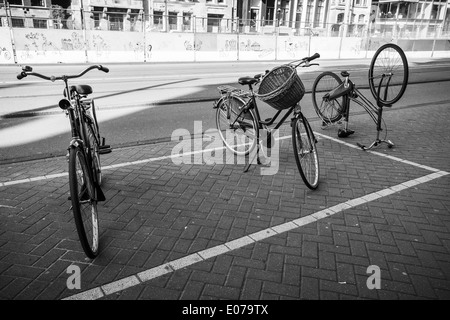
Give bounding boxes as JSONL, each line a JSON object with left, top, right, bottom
{"left": 341, "top": 71, "right": 350, "bottom": 77}
{"left": 64, "top": 85, "right": 93, "bottom": 96}
{"left": 238, "top": 77, "right": 258, "bottom": 86}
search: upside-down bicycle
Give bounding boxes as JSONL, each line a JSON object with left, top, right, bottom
{"left": 18, "top": 65, "right": 112, "bottom": 258}
{"left": 311, "top": 43, "right": 409, "bottom": 150}
{"left": 214, "top": 54, "right": 321, "bottom": 189}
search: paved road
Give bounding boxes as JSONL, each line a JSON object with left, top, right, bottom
{"left": 0, "top": 95, "right": 449, "bottom": 302}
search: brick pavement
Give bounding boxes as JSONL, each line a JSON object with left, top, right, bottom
{"left": 0, "top": 101, "right": 450, "bottom": 300}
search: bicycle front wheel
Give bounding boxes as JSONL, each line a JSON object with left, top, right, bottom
{"left": 85, "top": 122, "right": 102, "bottom": 186}
{"left": 216, "top": 96, "right": 259, "bottom": 156}
{"left": 369, "top": 43, "right": 409, "bottom": 105}
{"left": 68, "top": 147, "right": 100, "bottom": 258}
{"left": 292, "top": 115, "right": 320, "bottom": 190}
{"left": 312, "top": 71, "right": 344, "bottom": 124}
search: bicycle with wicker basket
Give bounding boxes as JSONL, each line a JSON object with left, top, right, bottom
{"left": 213, "top": 53, "right": 321, "bottom": 189}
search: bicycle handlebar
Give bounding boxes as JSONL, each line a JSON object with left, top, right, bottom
{"left": 17, "top": 64, "right": 109, "bottom": 81}
{"left": 288, "top": 53, "right": 321, "bottom": 68}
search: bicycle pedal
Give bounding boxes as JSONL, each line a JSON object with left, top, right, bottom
{"left": 99, "top": 145, "right": 112, "bottom": 154}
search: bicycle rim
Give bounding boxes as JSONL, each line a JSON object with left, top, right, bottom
{"left": 69, "top": 147, "right": 99, "bottom": 258}
{"left": 369, "top": 43, "right": 409, "bottom": 105}
{"left": 292, "top": 117, "right": 319, "bottom": 189}
{"left": 312, "top": 72, "right": 344, "bottom": 123}
{"left": 216, "top": 97, "right": 258, "bottom": 156}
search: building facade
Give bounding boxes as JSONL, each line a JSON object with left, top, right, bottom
{"left": 1, "top": 0, "right": 449, "bottom": 36}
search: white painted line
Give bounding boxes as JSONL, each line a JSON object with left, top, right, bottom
{"left": 292, "top": 214, "right": 318, "bottom": 227}
{"left": 375, "top": 188, "right": 396, "bottom": 197}
{"left": 271, "top": 221, "right": 298, "bottom": 234}
{"left": 249, "top": 228, "right": 278, "bottom": 241}
{"left": 198, "top": 245, "right": 230, "bottom": 260}
{"left": 137, "top": 264, "right": 173, "bottom": 282}
{"left": 225, "top": 236, "right": 254, "bottom": 251}
{"left": 63, "top": 287, "right": 104, "bottom": 300}
{"left": 169, "top": 254, "right": 203, "bottom": 271}
{"left": 101, "top": 275, "right": 141, "bottom": 296}
{"left": 1, "top": 131, "right": 448, "bottom": 188}
{"left": 310, "top": 209, "right": 334, "bottom": 220}
{"left": 63, "top": 170, "right": 449, "bottom": 300}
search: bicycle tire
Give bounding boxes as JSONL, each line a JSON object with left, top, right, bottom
{"left": 84, "top": 121, "right": 102, "bottom": 186}
{"left": 216, "top": 96, "right": 259, "bottom": 156}
{"left": 311, "top": 71, "right": 344, "bottom": 124}
{"left": 292, "top": 115, "right": 320, "bottom": 190}
{"left": 369, "top": 43, "right": 409, "bottom": 105}
{"left": 68, "top": 146, "right": 100, "bottom": 259}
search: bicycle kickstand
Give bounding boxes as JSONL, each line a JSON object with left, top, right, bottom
{"left": 357, "top": 138, "right": 394, "bottom": 151}
{"left": 357, "top": 101, "right": 394, "bottom": 151}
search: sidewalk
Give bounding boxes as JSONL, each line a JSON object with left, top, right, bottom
{"left": 0, "top": 100, "right": 449, "bottom": 300}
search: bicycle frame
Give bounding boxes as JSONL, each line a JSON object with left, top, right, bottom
{"left": 324, "top": 72, "right": 395, "bottom": 150}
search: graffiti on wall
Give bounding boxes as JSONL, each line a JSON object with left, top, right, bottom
{"left": 91, "top": 35, "right": 110, "bottom": 57}
{"left": 0, "top": 47, "right": 12, "bottom": 61}
{"left": 21, "top": 32, "right": 61, "bottom": 59}
{"left": 61, "top": 32, "right": 84, "bottom": 51}
{"left": 238, "top": 39, "right": 274, "bottom": 58}
{"left": 127, "top": 41, "right": 153, "bottom": 59}
{"left": 184, "top": 40, "right": 202, "bottom": 51}
{"left": 283, "top": 38, "right": 308, "bottom": 57}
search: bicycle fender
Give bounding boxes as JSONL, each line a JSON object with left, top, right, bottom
{"left": 69, "top": 138, "right": 84, "bottom": 149}
{"left": 213, "top": 96, "right": 226, "bottom": 109}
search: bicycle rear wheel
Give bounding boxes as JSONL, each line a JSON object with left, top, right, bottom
{"left": 68, "top": 147, "right": 99, "bottom": 259}
{"left": 216, "top": 96, "right": 259, "bottom": 156}
{"left": 292, "top": 115, "right": 319, "bottom": 190}
{"left": 369, "top": 43, "right": 409, "bottom": 105}
{"left": 312, "top": 71, "right": 344, "bottom": 124}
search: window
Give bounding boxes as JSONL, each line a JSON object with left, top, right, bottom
{"left": 168, "top": 12, "right": 178, "bottom": 30}
{"left": 108, "top": 14, "right": 123, "bottom": 31}
{"left": 295, "top": 2, "right": 302, "bottom": 28}
{"left": 153, "top": 10, "right": 163, "bottom": 29}
{"left": 207, "top": 14, "right": 223, "bottom": 32}
{"left": 358, "top": 14, "right": 364, "bottom": 24}
{"left": 92, "top": 7, "right": 102, "bottom": 29}
{"left": 33, "top": 19, "right": 47, "bottom": 28}
{"left": 11, "top": 18, "right": 25, "bottom": 27}
{"left": 183, "top": 12, "right": 191, "bottom": 31}
{"left": 129, "top": 9, "right": 140, "bottom": 31}
{"left": 337, "top": 13, "right": 344, "bottom": 23}
{"left": 305, "top": 0, "right": 314, "bottom": 25}
{"left": 30, "top": 0, "right": 45, "bottom": 7}
{"left": 314, "top": 0, "right": 324, "bottom": 27}
{"left": 7, "top": 0, "right": 24, "bottom": 5}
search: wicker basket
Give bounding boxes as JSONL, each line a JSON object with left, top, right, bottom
{"left": 256, "top": 65, "right": 305, "bottom": 110}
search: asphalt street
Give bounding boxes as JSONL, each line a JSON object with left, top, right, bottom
{"left": 0, "top": 58, "right": 450, "bottom": 164}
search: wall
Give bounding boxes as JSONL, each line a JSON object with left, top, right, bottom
{"left": 1, "top": 26, "right": 449, "bottom": 64}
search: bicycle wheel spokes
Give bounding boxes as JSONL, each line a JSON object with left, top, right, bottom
{"left": 216, "top": 97, "right": 258, "bottom": 156}
{"left": 312, "top": 72, "right": 344, "bottom": 123}
{"left": 70, "top": 148, "right": 99, "bottom": 258}
{"left": 292, "top": 117, "right": 319, "bottom": 189}
{"left": 369, "top": 43, "right": 409, "bottom": 105}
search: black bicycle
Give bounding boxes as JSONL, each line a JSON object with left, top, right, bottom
{"left": 311, "top": 43, "right": 409, "bottom": 150}
{"left": 18, "top": 65, "right": 112, "bottom": 258}
{"left": 214, "top": 54, "right": 321, "bottom": 189}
